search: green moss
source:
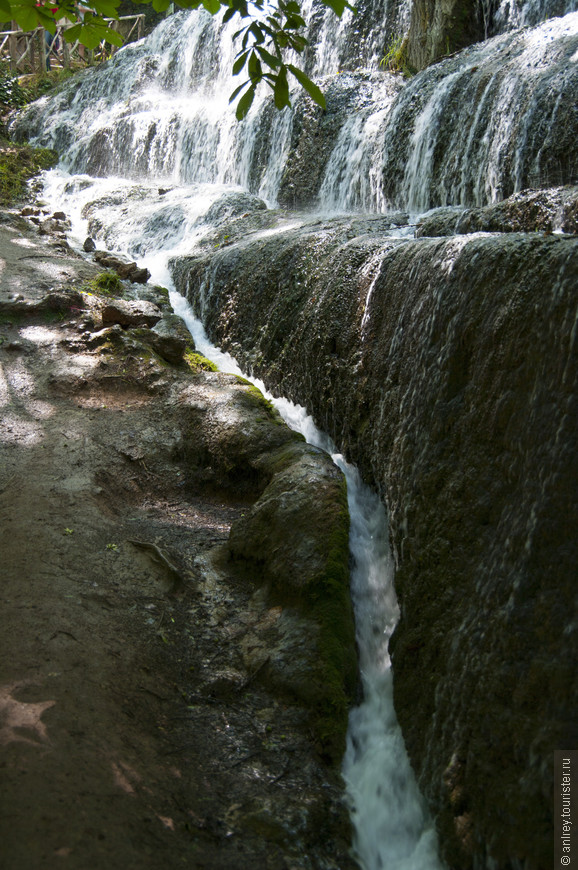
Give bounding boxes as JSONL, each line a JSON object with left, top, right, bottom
{"left": 16, "top": 68, "right": 77, "bottom": 103}
{"left": 0, "top": 142, "right": 58, "bottom": 205}
{"left": 305, "top": 478, "right": 357, "bottom": 763}
{"left": 241, "top": 811, "right": 290, "bottom": 844}
{"left": 86, "top": 271, "right": 125, "bottom": 297}
{"left": 150, "top": 284, "right": 170, "bottom": 305}
{"left": 235, "top": 378, "right": 283, "bottom": 424}
{"left": 184, "top": 349, "right": 218, "bottom": 372}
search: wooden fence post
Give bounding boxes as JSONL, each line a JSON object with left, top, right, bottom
{"left": 9, "top": 22, "right": 17, "bottom": 73}
{"left": 61, "top": 27, "right": 70, "bottom": 68}
{"left": 30, "top": 31, "right": 36, "bottom": 72}
{"left": 39, "top": 27, "right": 46, "bottom": 72}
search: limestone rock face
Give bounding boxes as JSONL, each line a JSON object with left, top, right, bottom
{"left": 417, "top": 186, "right": 578, "bottom": 237}
{"left": 405, "top": 0, "right": 483, "bottom": 71}
{"left": 172, "top": 203, "right": 578, "bottom": 869}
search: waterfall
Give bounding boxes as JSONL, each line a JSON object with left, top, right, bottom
{"left": 22, "top": 0, "right": 578, "bottom": 862}
{"left": 16, "top": 6, "right": 577, "bottom": 213}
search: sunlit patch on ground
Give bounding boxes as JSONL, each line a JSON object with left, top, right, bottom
{"left": 19, "top": 325, "right": 62, "bottom": 346}
{"left": 0, "top": 683, "right": 55, "bottom": 747}
{"left": 0, "top": 412, "right": 43, "bottom": 445}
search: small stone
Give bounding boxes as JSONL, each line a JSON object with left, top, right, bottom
{"left": 115, "top": 262, "right": 138, "bottom": 279}
{"left": 128, "top": 267, "right": 151, "bottom": 284}
{"left": 38, "top": 218, "right": 61, "bottom": 236}
{"left": 52, "top": 211, "right": 67, "bottom": 221}
{"left": 83, "top": 237, "right": 96, "bottom": 253}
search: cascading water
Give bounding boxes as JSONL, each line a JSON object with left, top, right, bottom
{"left": 178, "top": 309, "right": 444, "bottom": 870}
{"left": 15, "top": 7, "right": 577, "bottom": 212}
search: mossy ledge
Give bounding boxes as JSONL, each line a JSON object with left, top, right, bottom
{"left": 227, "top": 443, "right": 356, "bottom": 764}
{"left": 0, "top": 140, "right": 58, "bottom": 205}
{"left": 179, "top": 374, "right": 356, "bottom": 763}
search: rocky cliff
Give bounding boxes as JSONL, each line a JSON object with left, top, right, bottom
{"left": 171, "top": 189, "right": 578, "bottom": 868}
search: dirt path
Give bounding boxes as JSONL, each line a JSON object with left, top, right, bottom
{"left": 0, "top": 210, "right": 355, "bottom": 870}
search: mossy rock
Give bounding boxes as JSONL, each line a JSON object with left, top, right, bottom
{"left": 0, "top": 142, "right": 58, "bottom": 205}
{"left": 184, "top": 350, "right": 218, "bottom": 372}
{"left": 87, "top": 271, "right": 125, "bottom": 297}
{"left": 183, "top": 380, "right": 304, "bottom": 496}
{"left": 229, "top": 450, "right": 356, "bottom": 763}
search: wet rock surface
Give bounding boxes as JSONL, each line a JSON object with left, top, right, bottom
{"left": 12, "top": 13, "right": 578, "bottom": 217}
{"left": 173, "top": 196, "right": 578, "bottom": 869}
{"left": 417, "top": 186, "right": 578, "bottom": 237}
{"left": 0, "top": 211, "right": 357, "bottom": 869}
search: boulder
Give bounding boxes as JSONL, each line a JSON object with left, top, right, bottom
{"left": 128, "top": 266, "right": 150, "bottom": 284}
{"left": 149, "top": 313, "right": 192, "bottom": 363}
{"left": 179, "top": 375, "right": 356, "bottom": 763}
{"left": 101, "top": 298, "right": 162, "bottom": 328}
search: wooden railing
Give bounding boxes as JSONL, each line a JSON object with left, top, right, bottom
{"left": 0, "top": 15, "right": 145, "bottom": 74}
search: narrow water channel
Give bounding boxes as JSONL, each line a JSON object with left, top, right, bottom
{"left": 42, "top": 169, "right": 443, "bottom": 869}
{"left": 172, "top": 295, "right": 443, "bottom": 870}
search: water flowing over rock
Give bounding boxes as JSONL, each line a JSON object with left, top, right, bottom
{"left": 171, "top": 210, "right": 578, "bottom": 869}
{"left": 13, "top": 11, "right": 578, "bottom": 212}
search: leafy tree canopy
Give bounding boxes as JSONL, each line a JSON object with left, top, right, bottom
{"left": 2, "top": 0, "right": 355, "bottom": 117}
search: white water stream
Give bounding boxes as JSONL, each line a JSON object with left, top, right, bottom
{"left": 173, "top": 296, "right": 443, "bottom": 870}
{"left": 42, "top": 169, "right": 443, "bottom": 869}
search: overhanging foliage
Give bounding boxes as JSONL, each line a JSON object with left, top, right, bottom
{"left": 1, "top": 0, "right": 355, "bottom": 118}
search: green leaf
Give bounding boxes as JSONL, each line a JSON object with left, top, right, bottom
{"left": 248, "top": 21, "right": 264, "bottom": 43}
{"left": 247, "top": 51, "right": 262, "bottom": 81}
{"left": 103, "top": 25, "right": 124, "bottom": 46}
{"left": 70, "top": 18, "right": 122, "bottom": 49}
{"left": 63, "top": 22, "right": 83, "bottom": 42}
{"left": 232, "top": 49, "right": 249, "bottom": 75}
{"left": 273, "top": 66, "right": 289, "bottom": 110}
{"left": 230, "top": 0, "right": 248, "bottom": 15}
{"left": 287, "top": 64, "right": 326, "bottom": 109}
{"left": 229, "top": 78, "right": 250, "bottom": 102}
{"left": 222, "top": 6, "right": 236, "bottom": 22}
{"left": 10, "top": 2, "right": 40, "bottom": 30}
{"left": 202, "top": 0, "right": 221, "bottom": 13}
{"left": 0, "top": 0, "right": 10, "bottom": 16}
{"left": 36, "top": 8, "right": 58, "bottom": 30}
{"left": 91, "top": 0, "right": 121, "bottom": 15}
{"left": 235, "top": 83, "right": 255, "bottom": 120}
{"left": 319, "top": 0, "right": 355, "bottom": 15}
{"left": 152, "top": 0, "right": 172, "bottom": 12}
{"left": 255, "top": 45, "right": 281, "bottom": 69}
